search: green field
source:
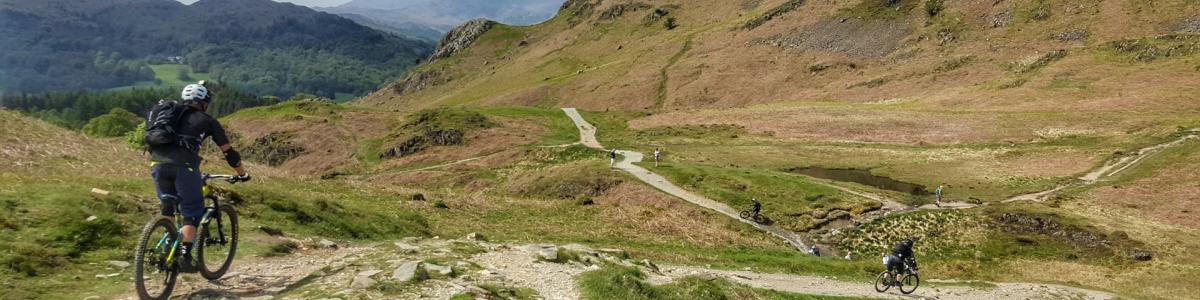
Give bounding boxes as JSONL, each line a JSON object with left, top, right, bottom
{"left": 108, "top": 64, "right": 212, "bottom": 91}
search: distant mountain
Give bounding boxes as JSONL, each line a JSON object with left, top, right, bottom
{"left": 0, "top": 0, "right": 434, "bottom": 97}
{"left": 319, "top": 0, "right": 564, "bottom": 35}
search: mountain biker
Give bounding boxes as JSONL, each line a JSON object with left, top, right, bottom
{"left": 886, "top": 239, "right": 917, "bottom": 285}
{"left": 750, "top": 197, "right": 762, "bottom": 216}
{"left": 149, "top": 82, "right": 249, "bottom": 272}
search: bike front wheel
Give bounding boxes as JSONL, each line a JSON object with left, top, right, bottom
{"left": 198, "top": 204, "right": 239, "bottom": 280}
{"left": 739, "top": 210, "right": 751, "bottom": 219}
{"left": 134, "top": 217, "right": 179, "bottom": 300}
{"left": 899, "top": 273, "right": 920, "bottom": 294}
{"left": 873, "top": 272, "right": 892, "bottom": 293}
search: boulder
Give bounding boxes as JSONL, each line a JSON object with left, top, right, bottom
{"left": 105, "top": 260, "right": 130, "bottom": 268}
{"left": 597, "top": 248, "right": 626, "bottom": 256}
{"left": 466, "top": 285, "right": 493, "bottom": 298}
{"left": 466, "top": 232, "right": 487, "bottom": 242}
{"left": 350, "top": 275, "right": 376, "bottom": 289}
{"left": 641, "top": 259, "right": 661, "bottom": 274}
{"left": 561, "top": 243, "right": 596, "bottom": 254}
{"left": 394, "top": 242, "right": 420, "bottom": 253}
{"left": 537, "top": 247, "right": 560, "bottom": 261}
{"left": 319, "top": 239, "right": 338, "bottom": 249}
{"left": 392, "top": 261, "right": 425, "bottom": 282}
{"left": 425, "top": 263, "right": 453, "bottom": 276}
{"left": 1131, "top": 249, "right": 1153, "bottom": 261}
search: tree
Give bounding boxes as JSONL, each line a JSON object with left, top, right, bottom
{"left": 81, "top": 108, "right": 141, "bottom": 137}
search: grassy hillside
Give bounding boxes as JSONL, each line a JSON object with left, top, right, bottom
{"left": 349, "top": 1, "right": 1200, "bottom": 299}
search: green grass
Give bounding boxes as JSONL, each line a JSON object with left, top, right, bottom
{"left": 223, "top": 100, "right": 360, "bottom": 121}
{"left": 108, "top": 64, "right": 212, "bottom": 91}
{"left": 473, "top": 107, "right": 580, "bottom": 146}
{"left": 644, "top": 162, "right": 880, "bottom": 231}
{"left": 579, "top": 265, "right": 881, "bottom": 300}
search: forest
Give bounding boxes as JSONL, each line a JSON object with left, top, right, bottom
{"left": 0, "top": 82, "right": 281, "bottom": 132}
{"left": 0, "top": 0, "right": 432, "bottom": 98}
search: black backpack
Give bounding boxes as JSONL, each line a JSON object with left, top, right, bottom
{"left": 144, "top": 100, "right": 200, "bottom": 151}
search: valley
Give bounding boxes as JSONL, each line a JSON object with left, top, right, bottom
{"left": 2, "top": 0, "right": 1199, "bottom": 299}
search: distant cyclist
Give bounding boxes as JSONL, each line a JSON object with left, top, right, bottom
{"left": 147, "top": 82, "right": 249, "bottom": 272}
{"left": 886, "top": 239, "right": 917, "bottom": 285}
{"left": 750, "top": 197, "right": 762, "bottom": 216}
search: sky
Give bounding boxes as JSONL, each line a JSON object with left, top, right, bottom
{"left": 176, "top": 0, "right": 352, "bottom": 7}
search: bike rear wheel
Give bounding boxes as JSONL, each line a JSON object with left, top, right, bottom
{"left": 752, "top": 214, "right": 767, "bottom": 224}
{"left": 198, "top": 204, "right": 239, "bottom": 280}
{"left": 873, "top": 272, "right": 892, "bottom": 292}
{"left": 899, "top": 273, "right": 920, "bottom": 294}
{"left": 134, "top": 217, "right": 179, "bottom": 300}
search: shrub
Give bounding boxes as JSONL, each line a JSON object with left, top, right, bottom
{"left": 924, "top": 0, "right": 944, "bottom": 16}
{"left": 125, "top": 122, "right": 147, "bottom": 149}
{"left": 82, "top": 108, "right": 141, "bottom": 137}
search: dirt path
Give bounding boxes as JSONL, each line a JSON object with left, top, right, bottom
{"left": 657, "top": 266, "right": 1116, "bottom": 300}
{"left": 115, "top": 245, "right": 372, "bottom": 300}
{"left": 562, "top": 108, "right": 811, "bottom": 250}
{"left": 1004, "top": 130, "right": 1198, "bottom": 202}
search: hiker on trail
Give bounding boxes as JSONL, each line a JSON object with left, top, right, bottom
{"left": 809, "top": 245, "right": 821, "bottom": 257}
{"left": 653, "top": 148, "right": 662, "bottom": 167}
{"left": 935, "top": 184, "right": 945, "bottom": 207}
{"left": 844, "top": 251, "right": 853, "bottom": 260}
{"left": 609, "top": 149, "right": 618, "bottom": 168}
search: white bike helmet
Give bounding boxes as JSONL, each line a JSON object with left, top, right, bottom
{"left": 181, "top": 81, "right": 211, "bottom": 102}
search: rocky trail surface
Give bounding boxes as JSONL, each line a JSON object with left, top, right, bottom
{"left": 109, "top": 234, "right": 1116, "bottom": 300}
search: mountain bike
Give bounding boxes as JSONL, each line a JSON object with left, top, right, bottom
{"left": 134, "top": 174, "right": 245, "bottom": 300}
{"left": 739, "top": 209, "right": 767, "bottom": 224}
{"left": 874, "top": 259, "right": 919, "bottom": 294}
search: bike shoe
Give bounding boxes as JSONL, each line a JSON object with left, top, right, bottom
{"left": 177, "top": 255, "right": 199, "bottom": 273}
